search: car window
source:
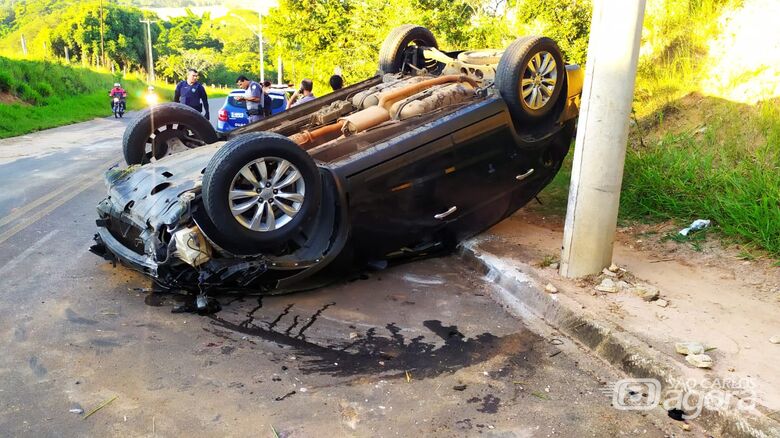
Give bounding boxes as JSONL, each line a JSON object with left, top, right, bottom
{"left": 228, "top": 96, "right": 247, "bottom": 109}
{"left": 271, "top": 96, "right": 285, "bottom": 110}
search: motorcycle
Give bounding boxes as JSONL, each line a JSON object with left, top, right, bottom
{"left": 112, "top": 96, "right": 125, "bottom": 118}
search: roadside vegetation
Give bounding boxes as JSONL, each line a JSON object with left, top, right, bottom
{"left": 532, "top": 0, "right": 780, "bottom": 258}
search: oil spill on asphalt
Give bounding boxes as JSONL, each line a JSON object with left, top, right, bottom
{"left": 207, "top": 299, "right": 532, "bottom": 381}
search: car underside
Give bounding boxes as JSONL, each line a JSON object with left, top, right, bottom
{"left": 92, "top": 26, "right": 583, "bottom": 296}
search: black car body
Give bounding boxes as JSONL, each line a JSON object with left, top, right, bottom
{"left": 93, "top": 26, "right": 583, "bottom": 294}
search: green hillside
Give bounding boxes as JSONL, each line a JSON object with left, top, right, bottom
{"left": 0, "top": 56, "right": 152, "bottom": 137}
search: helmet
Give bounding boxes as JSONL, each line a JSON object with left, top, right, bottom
{"left": 113, "top": 83, "right": 121, "bottom": 87}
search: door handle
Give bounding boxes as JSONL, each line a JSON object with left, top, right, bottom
{"left": 434, "top": 206, "right": 457, "bottom": 220}
{"left": 515, "top": 168, "right": 535, "bottom": 181}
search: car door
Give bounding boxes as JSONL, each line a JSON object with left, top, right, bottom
{"left": 434, "top": 112, "right": 536, "bottom": 242}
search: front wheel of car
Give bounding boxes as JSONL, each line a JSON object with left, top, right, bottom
{"left": 123, "top": 102, "right": 218, "bottom": 165}
{"left": 202, "top": 132, "right": 322, "bottom": 255}
{"left": 495, "top": 36, "right": 566, "bottom": 124}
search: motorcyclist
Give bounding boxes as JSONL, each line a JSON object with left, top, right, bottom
{"left": 109, "top": 83, "right": 127, "bottom": 112}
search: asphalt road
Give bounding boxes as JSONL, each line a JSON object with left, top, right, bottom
{"left": 0, "top": 110, "right": 679, "bottom": 436}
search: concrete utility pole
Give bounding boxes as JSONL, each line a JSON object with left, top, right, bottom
{"left": 278, "top": 55, "right": 283, "bottom": 85}
{"left": 140, "top": 20, "right": 157, "bottom": 83}
{"left": 258, "top": 10, "right": 264, "bottom": 83}
{"left": 99, "top": 0, "right": 105, "bottom": 67}
{"left": 559, "top": 0, "right": 647, "bottom": 278}
{"left": 231, "top": 13, "right": 264, "bottom": 82}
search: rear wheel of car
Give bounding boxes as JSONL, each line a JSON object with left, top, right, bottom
{"left": 495, "top": 36, "right": 566, "bottom": 124}
{"left": 378, "top": 25, "right": 438, "bottom": 74}
{"left": 123, "top": 102, "right": 218, "bottom": 165}
{"left": 202, "top": 132, "right": 322, "bottom": 254}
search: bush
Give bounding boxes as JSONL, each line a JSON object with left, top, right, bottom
{"left": 14, "top": 82, "right": 43, "bottom": 105}
{"left": 33, "top": 81, "right": 54, "bottom": 97}
{"left": 0, "top": 69, "right": 14, "bottom": 92}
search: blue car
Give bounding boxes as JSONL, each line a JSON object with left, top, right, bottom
{"left": 217, "top": 88, "right": 289, "bottom": 133}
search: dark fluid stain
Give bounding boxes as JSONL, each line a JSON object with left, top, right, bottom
{"left": 209, "top": 300, "right": 529, "bottom": 381}
{"left": 455, "top": 418, "right": 473, "bottom": 430}
{"left": 65, "top": 308, "right": 97, "bottom": 325}
{"left": 28, "top": 356, "right": 47, "bottom": 377}
{"left": 667, "top": 408, "right": 686, "bottom": 421}
{"left": 476, "top": 394, "right": 501, "bottom": 414}
{"left": 14, "top": 325, "right": 27, "bottom": 342}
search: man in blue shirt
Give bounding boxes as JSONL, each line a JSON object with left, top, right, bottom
{"left": 173, "top": 68, "right": 209, "bottom": 119}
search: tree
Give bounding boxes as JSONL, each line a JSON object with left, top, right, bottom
{"left": 514, "top": 0, "right": 592, "bottom": 65}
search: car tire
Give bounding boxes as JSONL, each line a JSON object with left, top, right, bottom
{"left": 202, "top": 132, "right": 322, "bottom": 255}
{"left": 378, "top": 25, "right": 438, "bottom": 74}
{"left": 123, "top": 102, "right": 218, "bottom": 165}
{"left": 495, "top": 36, "right": 566, "bottom": 124}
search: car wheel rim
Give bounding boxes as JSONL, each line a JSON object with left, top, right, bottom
{"left": 228, "top": 157, "right": 305, "bottom": 232}
{"left": 144, "top": 123, "right": 194, "bottom": 162}
{"left": 521, "top": 51, "right": 557, "bottom": 110}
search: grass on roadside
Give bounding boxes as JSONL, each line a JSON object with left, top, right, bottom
{"left": 533, "top": 97, "right": 780, "bottom": 259}
{"left": 0, "top": 55, "right": 226, "bottom": 138}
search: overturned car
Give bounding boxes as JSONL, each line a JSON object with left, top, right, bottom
{"left": 92, "top": 25, "right": 583, "bottom": 293}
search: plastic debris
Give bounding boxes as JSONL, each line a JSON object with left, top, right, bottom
{"left": 608, "top": 263, "right": 620, "bottom": 273}
{"left": 544, "top": 283, "right": 558, "bottom": 294}
{"left": 69, "top": 408, "right": 84, "bottom": 414}
{"left": 770, "top": 336, "right": 780, "bottom": 344}
{"left": 686, "top": 354, "right": 713, "bottom": 368}
{"left": 679, "top": 219, "right": 711, "bottom": 236}
{"left": 676, "top": 342, "right": 705, "bottom": 355}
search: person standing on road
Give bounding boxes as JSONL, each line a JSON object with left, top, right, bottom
{"left": 235, "top": 75, "right": 264, "bottom": 123}
{"left": 329, "top": 74, "right": 344, "bottom": 91}
{"left": 287, "top": 79, "right": 315, "bottom": 109}
{"left": 262, "top": 80, "right": 274, "bottom": 117}
{"left": 173, "top": 68, "right": 209, "bottom": 119}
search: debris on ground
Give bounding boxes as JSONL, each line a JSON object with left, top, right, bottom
{"left": 675, "top": 342, "right": 706, "bottom": 355}
{"left": 602, "top": 268, "right": 617, "bottom": 277}
{"left": 595, "top": 278, "right": 618, "bottom": 293}
{"left": 349, "top": 332, "right": 359, "bottom": 340}
{"left": 83, "top": 395, "right": 118, "bottom": 420}
{"left": 632, "top": 283, "right": 660, "bottom": 302}
{"left": 544, "top": 283, "right": 558, "bottom": 294}
{"left": 769, "top": 336, "right": 780, "bottom": 344}
{"left": 656, "top": 299, "right": 669, "bottom": 307}
{"left": 453, "top": 384, "right": 468, "bottom": 391}
{"left": 679, "top": 219, "right": 711, "bottom": 236}
{"left": 608, "top": 263, "right": 620, "bottom": 273}
{"left": 171, "top": 294, "right": 222, "bottom": 315}
{"left": 68, "top": 408, "right": 84, "bottom": 414}
{"left": 686, "top": 354, "right": 714, "bottom": 368}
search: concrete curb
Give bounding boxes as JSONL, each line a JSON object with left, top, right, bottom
{"left": 458, "top": 238, "right": 780, "bottom": 438}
